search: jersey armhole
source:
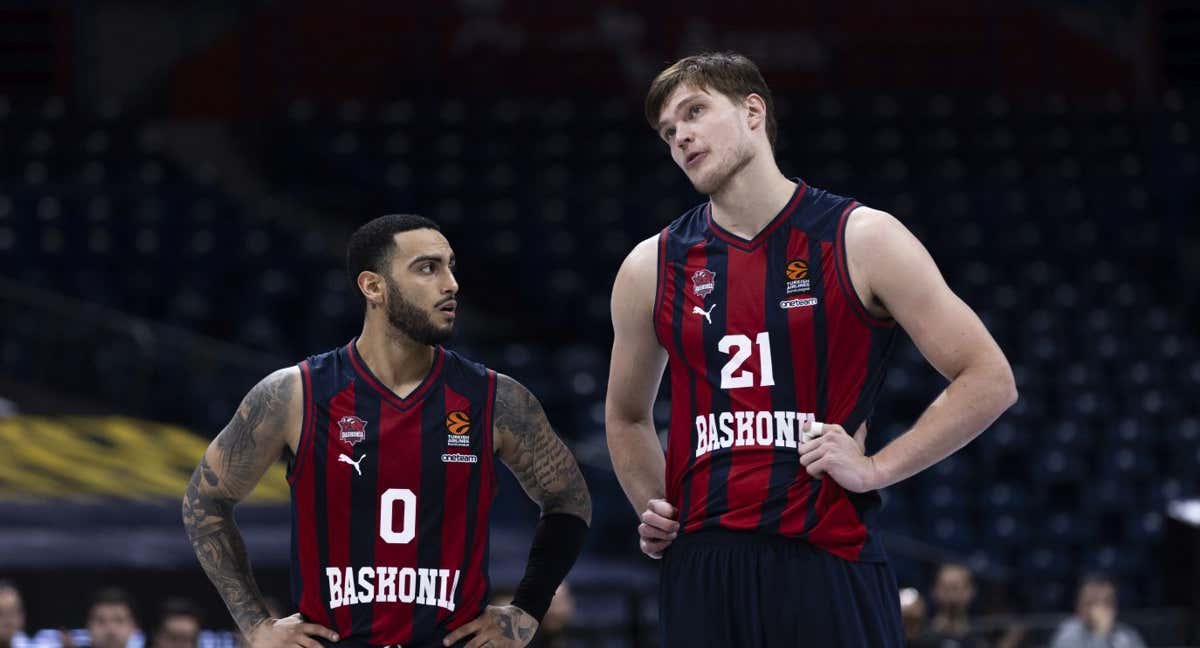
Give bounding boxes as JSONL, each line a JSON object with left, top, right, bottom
{"left": 835, "top": 203, "right": 896, "bottom": 329}
{"left": 287, "top": 361, "right": 316, "bottom": 486}
{"left": 652, "top": 228, "right": 670, "bottom": 350}
{"left": 483, "top": 369, "right": 499, "bottom": 496}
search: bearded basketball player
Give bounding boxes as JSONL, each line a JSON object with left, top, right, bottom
{"left": 184, "top": 215, "right": 590, "bottom": 648}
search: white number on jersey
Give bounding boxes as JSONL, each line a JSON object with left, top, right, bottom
{"left": 379, "top": 488, "right": 416, "bottom": 544}
{"left": 718, "top": 332, "right": 775, "bottom": 389}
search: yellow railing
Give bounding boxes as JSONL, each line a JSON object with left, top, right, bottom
{"left": 0, "top": 415, "right": 289, "bottom": 503}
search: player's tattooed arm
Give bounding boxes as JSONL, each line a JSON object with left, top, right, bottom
{"left": 182, "top": 367, "right": 301, "bottom": 638}
{"left": 493, "top": 374, "right": 591, "bottom": 524}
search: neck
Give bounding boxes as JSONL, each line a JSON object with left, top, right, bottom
{"left": 708, "top": 153, "right": 796, "bottom": 239}
{"left": 356, "top": 316, "right": 436, "bottom": 394}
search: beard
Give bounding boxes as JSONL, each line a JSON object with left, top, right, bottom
{"left": 690, "top": 139, "right": 755, "bottom": 195}
{"left": 384, "top": 278, "right": 453, "bottom": 345}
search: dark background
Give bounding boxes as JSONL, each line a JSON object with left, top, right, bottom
{"left": 0, "top": 1, "right": 1198, "bottom": 645}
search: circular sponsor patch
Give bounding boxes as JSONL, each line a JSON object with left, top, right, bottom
{"left": 786, "top": 260, "right": 808, "bottom": 280}
{"left": 445, "top": 410, "right": 471, "bottom": 435}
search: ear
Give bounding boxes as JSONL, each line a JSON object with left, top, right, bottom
{"left": 744, "top": 93, "right": 767, "bottom": 133}
{"left": 357, "top": 270, "right": 386, "bottom": 307}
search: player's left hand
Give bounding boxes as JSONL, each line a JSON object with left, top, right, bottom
{"left": 797, "top": 421, "right": 882, "bottom": 493}
{"left": 442, "top": 605, "right": 538, "bottom": 648}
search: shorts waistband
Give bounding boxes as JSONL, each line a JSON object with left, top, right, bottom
{"left": 670, "top": 528, "right": 807, "bottom": 550}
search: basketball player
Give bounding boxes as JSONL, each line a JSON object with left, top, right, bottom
{"left": 183, "top": 215, "right": 590, "bottom": 648}
{"left": 605, "top": 52, "right": 1017, "bottom": 645}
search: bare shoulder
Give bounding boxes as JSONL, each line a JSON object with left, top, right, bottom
{"left": 612, "top": 233, "right": 661, "bottom": 319}
{"left": 844, "top": 206, "right": 911, "bottom": 250}
{"left": 243, "top": 366, "right": 303, "bottom": 425}
{"left": 844, "top": 206, "right": 938, "bottom": 317}
{"left": 223, "top": 366, "right": 304, "bottom": 455}
{"left": 617, "top": 233, "right": 660, "bottom": 281}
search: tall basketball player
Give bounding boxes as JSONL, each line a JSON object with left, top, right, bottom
{"left": 605, "top": 52, "right": 1017, "bottom": 645}
{"left": 184, "top": 215, "right": 590, "bottom": 648}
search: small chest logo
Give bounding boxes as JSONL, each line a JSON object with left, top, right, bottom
{"left": 692, "top": 269, "right": 716, "bottom": 298}
{"left": 785, "top": 259, "right": 811, "bottom": 294}
{"left": 337, "top": 453, "right": 366, "bottom": 476}
{"left": 445, "top": 410, "right": 472, "bottom": 447}
{"left": 780, "top": 297, "right": 818, "bottom": 310}
{"left": 337, "top": 416, "right": 367, "bottom": 446}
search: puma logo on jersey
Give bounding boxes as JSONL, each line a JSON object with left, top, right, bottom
{"left": 692, "top": 304, "right": 716, "bottom": 324}
{"left": 338, "top": 453, "right": 366, "bottom": 476}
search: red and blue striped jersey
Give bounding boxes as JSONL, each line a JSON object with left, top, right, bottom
{"left": 653, "top": 180, "right": 897, "bottom": 562}
{"left": 288, "top": 339, "right": 498, "bottom": 646}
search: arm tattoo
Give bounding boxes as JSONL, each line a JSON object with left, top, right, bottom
{"left": 182, "top": 369, "right": 296, "bottom": 636}
{"left": 494, "top": 375, "right": 591, "bottom": 523}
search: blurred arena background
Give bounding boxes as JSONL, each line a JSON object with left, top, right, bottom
{"left": 0, "top": 1, "right": 1198, "bottom": 646}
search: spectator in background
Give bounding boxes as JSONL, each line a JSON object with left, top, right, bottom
{"left": 1050, "top": 574, "right": 1146, "bottom": 648}
{"left": 899, "top": 587, "right": 936, "bottom": 647}
{"left": 530, "top": 583, "right": 574, "bottom": 648}
{"left": 0, "top": 581, "right": 26, "bottom": 648}
{"left": 150, "top": 599, "right": 200, "bottom": 648}
{"left": 928, "top": 563, "right": 986, "bottom": 648}
{"left": 87, "top": 588, "right": 138, "bottom": 648}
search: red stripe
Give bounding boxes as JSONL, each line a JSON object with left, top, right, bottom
{"left": 325, "top": 384, "right": 356, "bottom": 636}
{"left": 294, "top": 362, "right": 322, "bottom": 619}
{"left": 288, "top": 362, "right": 316, "bottom": 486}
{"left": 834, "top": 203, "right": 893, "bottom": 328}
{"left": 817, "top": 237, "right": 871, "bottom": 556}
{"left": 823, "top": 238, "right": 870, "bottom": 427}
{"left": 807, "top": 481, "right": 868, "bottom": 561}
{"left": 437, "top": 385, "right": 472, "bottom": 624}
{"left": 778, "top": 229, "right": 818, "bottom": 536}
{"left": 717, "top": 245, "right": 773, "bottom": 529}
{"left": 676, "top": 242, "right": 711, "bottom": 531}
{"left": 368, "top": 399, "right": 421, "bottom": 642}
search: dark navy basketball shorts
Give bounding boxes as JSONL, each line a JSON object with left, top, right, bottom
{"left": 659, "top": 530, "right": 904, "bottom": 647}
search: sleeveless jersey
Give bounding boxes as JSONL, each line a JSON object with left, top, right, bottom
{"left": 653, "top": 180, "right": 897, "bottom": 562}
{"left": 288, "top": 339, "right": 498, "bottom": 647}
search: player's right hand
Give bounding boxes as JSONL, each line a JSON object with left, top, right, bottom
{"left": 638, "top": 498, "right": 679, "bottom": 559}
{"left": 248, "top": 613, "right": 340, "bottom": 648}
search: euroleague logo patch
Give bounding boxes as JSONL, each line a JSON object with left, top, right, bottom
{"left": 445, "top": 410, "right": 471, "bottom": 447}
{"left": 786, "top": 260, "right": 808, "bottom": 280}
{"left": 445, "top": 410, "right": 470, "bottom": 435}
{"left": 785, "top": 259, "right": 811, "bottom": 294}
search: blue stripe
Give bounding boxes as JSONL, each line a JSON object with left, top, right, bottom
{"left": 801, "top": 235, "right": 830, "bottom": 538}
{"left": 666, "top": 232, "right": 696, "bottom": 526}
{"left": 348, "top": 387, "right": 381, "bottom": 635}
{"left": 412, "top": 377, "right": 447, "bottom": 638}
{"left": 310, "top": 359, "right": 338, "bottom": 629}
{"left": 756, "top": 227, "right": 798, "bottom": 533}
{"left": 699, "top": 237, "right": 732, "bottom": 529}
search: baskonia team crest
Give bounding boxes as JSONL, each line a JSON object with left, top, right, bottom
{"left": 692, "top": 269, "right": 716, "bottom": 298}
{"left": 337, "top": 415, "right": 367, "bottom": 446}
{"left": 785, "top": 259, "right": 811, "bottom": 294}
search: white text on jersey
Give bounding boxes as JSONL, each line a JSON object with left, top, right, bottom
{"left": 325, "top": 566, "right": 461, "bottom": 612}
{"left": 694, "top": 410, "right": 817, "bottom": 458}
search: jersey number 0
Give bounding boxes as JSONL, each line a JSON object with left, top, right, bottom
{"left": 380, "top": 488, "right": 416, "bottom": 544}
